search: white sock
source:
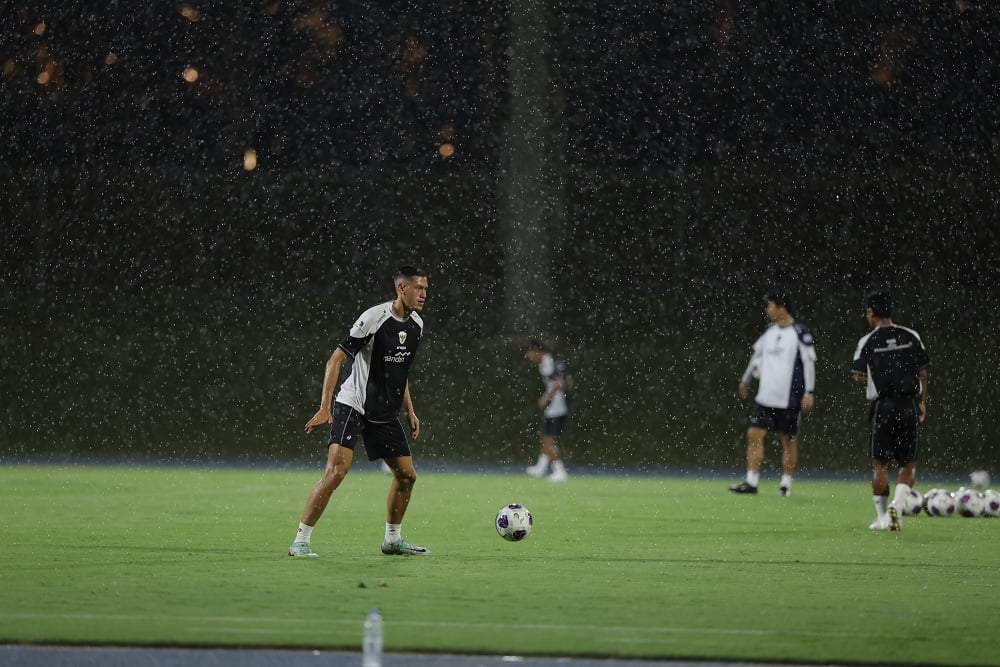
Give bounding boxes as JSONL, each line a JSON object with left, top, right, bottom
{"left": 296, "top": 522, "right": 314, "bottom": 544}
{"left": 746, "top": 471, "right": 760, "bottom": 487}
{"left": 892, "top": 483, "right": 911, "bottom": 509}
{"left": 873, "top": 495, "right": 888, "bottom": 520}
{"left": 780, "top": 474, "right": 792, "bottom": 489}
{"left": 385, "top": 523, "right": 401, "bottom": 543}
{"left": 535, "top": 454, "right": 551, "bottom": 468}
{"left": 552, "top": 460, "right": 566, "bottom": 474}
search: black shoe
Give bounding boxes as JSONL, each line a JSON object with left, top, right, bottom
{"left": 729, "top": 481, "right": 758, "bottom": 494}
{"left": 778, "top": 486, "right": 790, "bottom": 497}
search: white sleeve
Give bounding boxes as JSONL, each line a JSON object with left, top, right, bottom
{"left": 799, "top": 335, "right": 816, "bottom": 393}
{"left": 741, "top": 341, "right": 763, "bottom": 383}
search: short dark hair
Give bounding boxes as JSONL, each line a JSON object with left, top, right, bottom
{"left": 764, "top": 291, "right": 794, "bottom": 315}
{"left": 525, "top": 339, "right": 546, "bottom": 352}
{"left": 864, "top": 290, "right": 893, "bottom": 317}
{"left": 394, "top": 265, "right": 427, "bottom": 283}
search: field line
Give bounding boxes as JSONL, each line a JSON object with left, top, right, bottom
{"left": 0, "top": 612, "right": 992, "bottom": 645}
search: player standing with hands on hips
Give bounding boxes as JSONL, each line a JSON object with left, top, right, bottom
{"left": 850, "top": 290, "right": 929, "bottom": 531}
{"left": 289, "top": 266, "right": 430, "bottom": 558}
{"left": 730, "top": 292, "right": 817, "bottom": 496}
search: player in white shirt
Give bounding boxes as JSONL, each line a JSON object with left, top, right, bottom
{"left": 524, "top": 340, "right": 572, "bottom": 482}
{"left": 730, "top": 292, "right": 817, "bottom": 496}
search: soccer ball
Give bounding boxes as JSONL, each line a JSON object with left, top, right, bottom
{"left": 955, "top": 488, "right": 986, "bottom": 517}
{"left": 925, "top": 489, "right": 956, "bottom": 517}
{"left": 970, "top": 470, "right": 991, "bottom": 489}
{"left": 982, "top": 490, "right": 1000, "bottom": 518}
{"left": 899, "top": 488, "right": 923, "bottom": 516}
{"left": 495, "top": 503, "right": 533, "bottom": 542}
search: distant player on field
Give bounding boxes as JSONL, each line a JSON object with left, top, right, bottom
{"left": 850, "top": 290, "right": 929, "bottom": 531}
{"left": 524, "top": 340, "right": 572, "bottom": 483}
{"left": 730, "top": 292, "right": 817, "bottom": 496}
{"left": 289, "top": 265, "right": 430, "bottom": 557}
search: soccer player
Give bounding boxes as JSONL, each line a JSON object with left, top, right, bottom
{"left": 524, "top": 340, "right": 572, "bottom": 482}
{"left": 730, "top": 292, "right": 817, "bottom": 496}
{"left": 850, "top": 290, "right": 929, "bottom": 531}
{"left": 289, "top": 266, "right": 430, "bottom": 557}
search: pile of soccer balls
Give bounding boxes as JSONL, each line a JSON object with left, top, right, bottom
{"left": 910, "top": 488, "right": 1000, "bottom": 518}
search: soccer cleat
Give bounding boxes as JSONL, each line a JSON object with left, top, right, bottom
{"left": 548, "top": 469, "right": 569, "bottom": 483}
{"left": 288, "top": 541, "right": 319, "bottom": 558}
{"left": 778, "top": 486, "right": 790, "bottom": 497}
{"left": 729, "top": 481, "right": 758, "bottom": 494}
{"left": 381, "top": 539, "right": 430, "bottom": 556}
{"left": 525, "top": 464, "right": 547, "bottom": 478}
{"left": 888, "top": 505, "right": 901, "bottom": 531}
{"left": 869, "top": 518, "right": 890, "bottom": 530}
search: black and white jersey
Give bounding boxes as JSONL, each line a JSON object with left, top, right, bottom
{"left": 851, "top": 324, "right": 929, "bottom": 401}
{"left": 742, "top": 321, "right": 817, "bottom": 409}
{"left": 537, "top": 353, "right": 570, "bottom": 418}
{"left": 335, "top": 301, "right": 423, "bottom": 422}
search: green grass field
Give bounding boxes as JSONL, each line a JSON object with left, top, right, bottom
{"left": 1, "top": 464, "right": 997, "bottom": 666}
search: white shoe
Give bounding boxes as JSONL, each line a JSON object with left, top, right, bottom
{"left": 869, "top": 518, "right": 890, "bottom": 531}
{"left": 548, "top": 469, "right": 569, "bottom": 483}
{"left": 526, "top": 465, "right": 547, "bottom": 478}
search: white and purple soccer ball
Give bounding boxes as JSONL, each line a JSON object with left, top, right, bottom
{"left": 982, "top": 490, "right": 1000, "bottom": 518}
{"left": 925, "top": 489, "right": 957, "bottom": 517}
{"left": 901, "top": 488, "right": 924, "bottom": 516}
{"left": 495, "top": 503, "right": 533, "bottom": 542}
{"left": 955, "top": 488, "right": 986, "bottom": 517}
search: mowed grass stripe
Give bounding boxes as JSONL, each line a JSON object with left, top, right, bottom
{"left": 1, "top": 464, "right": 997, "bottom": 666}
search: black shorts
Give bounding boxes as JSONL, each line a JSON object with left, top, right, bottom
{"left": 868, "top": 397, "right": 920, "bottom": 465}
{"left": 540, "top": 415, "right": 568, "bottom": 437}
{"left": 328, "top": 402, "right": 411, "bottom": 461}
{"left": 749, "top": 404, "right": 801, "bottom": 436}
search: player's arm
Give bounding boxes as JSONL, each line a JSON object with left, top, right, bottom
{"left": 402, "top": 381, "right": 420, "bottom": 439}
{"left": 800, "top": 339, "right": 816, "bottom": 412}
{"left": 538, "top": 376, "right": 563, "bottom": 411}
{"left": 850, "top": 338, "right": 868, "bottom": 385}
{"left": 738, "top": 350, "right": 761, "bottom": 400}
{"left": 305, "top": 347, "right": 350, "bottom": 433}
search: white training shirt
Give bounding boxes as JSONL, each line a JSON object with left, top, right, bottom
{"left": 742, "top": 321, "right": 817, "bottom": 409}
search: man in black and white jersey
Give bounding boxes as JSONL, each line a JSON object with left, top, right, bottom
{"left": 730, "top": 292, "right": 816, "bottom": 496}
{"left": 851, "top": 290, "right": 929, "bottom": 532}
{"left": 289, "top": 266, "right": 430, "bottom": 557}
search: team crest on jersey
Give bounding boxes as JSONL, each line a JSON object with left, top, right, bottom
{"left": 398, "top": 331, "right": 407, "bottom": 345}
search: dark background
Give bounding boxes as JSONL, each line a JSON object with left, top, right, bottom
{"left": 2, "top": 1, "right": 998, "bottom": 476}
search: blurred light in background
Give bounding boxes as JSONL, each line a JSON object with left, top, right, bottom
{"left": 243, "top": 147, "right": 258, "bottom": 171}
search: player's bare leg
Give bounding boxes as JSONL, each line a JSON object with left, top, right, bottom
{"left": 731, "top": 427, "right": 765, "bottom": 494}
{"left": 384, "top": 455, "right": 417, "bottom": 525}
{"left": 869, "top": 458, "right": 892, "bottom": 530}
{"left": 290, "top": 444, "right": 354, "bottom": 557}
{"left": 381, "top": 456, "right": 428, "bottom": 555}
{"left": 746, "top": 427, "right": 766, "bottom": 474}
{"left": 303, "top": 444, "right": 354, "bottom": 525}
{"left": 896, "top": 461, "right": 917, "bottom": 488}
{"left": 541, "top": 434, "right": 568, "bottom": 482}
{"left": 778, "top": 434, "right": 798, "bottom": 496}
{"left": 887, "top": 461, "right": 918, "bottom": 531}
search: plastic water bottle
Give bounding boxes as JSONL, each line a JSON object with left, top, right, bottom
{"left": 362, "top": 608, "right": 384, "bottom": 667}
